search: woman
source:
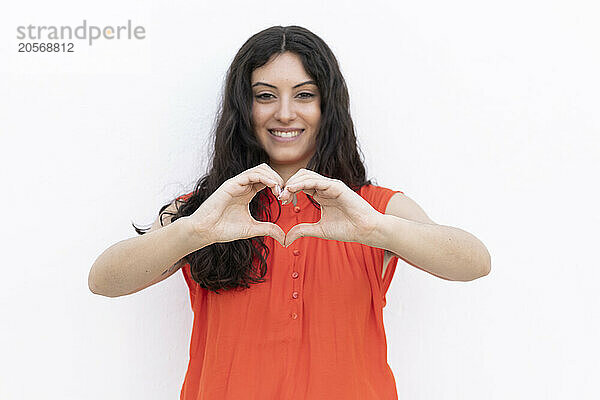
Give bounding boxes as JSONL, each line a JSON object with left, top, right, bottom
{"left": 89, "top": 25, "right": 491, "bottom": 399}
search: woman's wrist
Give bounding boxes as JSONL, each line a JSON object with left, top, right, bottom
{"left": 175, "top": 216, "right": 215, "bottom": 253}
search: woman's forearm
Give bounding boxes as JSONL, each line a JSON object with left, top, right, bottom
{"left": 89, "top": 217, "right": 210, "bottom": 297}
{"left": 366, "top": 214, "right": 491, "bottom": 281}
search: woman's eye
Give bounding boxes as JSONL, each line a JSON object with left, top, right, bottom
{"left": 255, "top": 92, "right": 315, "bottom": 100}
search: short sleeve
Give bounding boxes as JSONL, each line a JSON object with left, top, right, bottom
{"left": 181, "top": 261, "right": 199, "bottom": 305}
{"left": 359, "top": 184, "right": 404, "bottom": 214}
{"left": 359, "top": 184, "right": 404, "bottom": 306}
{"left": 174, "top": 191, "right": 206, "bottom": 309}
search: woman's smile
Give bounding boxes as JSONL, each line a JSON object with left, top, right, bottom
{"left": 268, "top": 128, "right": 305, "bottom": 142}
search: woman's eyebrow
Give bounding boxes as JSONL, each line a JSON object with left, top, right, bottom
{"left": 251, "top": 80, "right": 317, "bottom": 89}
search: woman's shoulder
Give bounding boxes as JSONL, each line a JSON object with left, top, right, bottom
{"left": 358, "top": 183, "right": 405, "bottom": 214}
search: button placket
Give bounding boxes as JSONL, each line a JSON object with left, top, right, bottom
{"left": 289, "top": 206, "right": 302, "bottom": 320}
{"left": 290, "top": 247, "right": 301, "bottom": 309}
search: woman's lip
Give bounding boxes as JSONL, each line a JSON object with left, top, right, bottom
{"left": 268, "top": 129, "right": 304, "bottom": 133}
{"left": 267, "top": 129, "right": 305, "bottom": 142}
{"left": 268, "top": 128, "right": 304, "bottom": 132}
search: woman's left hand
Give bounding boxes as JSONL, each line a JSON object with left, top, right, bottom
{"left": 279, "top": 169, "right": 382, "bottom": 247}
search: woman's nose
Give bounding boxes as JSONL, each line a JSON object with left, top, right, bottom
{"left": 274, "top": 98, "right": 296, "bottom": 122}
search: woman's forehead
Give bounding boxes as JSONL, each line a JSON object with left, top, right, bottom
{"left": 251, "top": 53, "right": 312, "bottom": 83}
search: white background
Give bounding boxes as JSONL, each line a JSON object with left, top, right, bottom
{"left": 1, "top": 0, "right": 599, "bottom": 399}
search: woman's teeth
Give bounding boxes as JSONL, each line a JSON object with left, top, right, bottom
{"left": 269, "top": 130, "right": 303, "bottom": 138}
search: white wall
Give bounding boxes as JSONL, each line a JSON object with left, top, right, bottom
{"left": 1, "top": 0, "right": 598, "bottom": 399}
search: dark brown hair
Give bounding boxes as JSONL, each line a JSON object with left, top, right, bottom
{"left": 133, "top": 25, "right": 372, "bottom": 294}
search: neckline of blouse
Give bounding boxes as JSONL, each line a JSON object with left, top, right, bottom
{"left": 265, "top": 187, "right": 313, "bottom": 209}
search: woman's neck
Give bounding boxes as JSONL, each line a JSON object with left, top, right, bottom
{"left": 268, "top": 163, "right": 304, "bottom": 185}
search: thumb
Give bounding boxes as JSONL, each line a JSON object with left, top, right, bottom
{"left": 251, "top": 221, "right": 286, "bottom": 247}
{"left": 285, "top": 223, "right": 322, "bottom": 247}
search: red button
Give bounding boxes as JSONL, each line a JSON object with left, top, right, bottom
{"left": 291, "top": 312, "right": 298, "bottom": 319}
{"left": 293, "top": 249, "right": 300, "bottom": 256}
{"left": 292, "top": 291, "right": 299, "bottom": 299}
{"left": 291, "top": 272, "right": 299, "bottom": 279}
{"left": 294, "top": 206, "right": 301, "bottom": 213}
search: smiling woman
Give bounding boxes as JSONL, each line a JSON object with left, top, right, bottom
{"left": 251, "top": 53, "right": 322, "bottom": 183}
{"left": 89, "top": 24, "right": 489, "bottom": 400}
{"left": 147, "top": 25, "right": 404, "bottom": 399}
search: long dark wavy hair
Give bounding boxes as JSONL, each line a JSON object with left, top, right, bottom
{"left": 133, "top": 25, "right": 373, "bottom": 294}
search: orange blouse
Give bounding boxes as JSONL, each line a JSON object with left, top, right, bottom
{"left": 177, "top": 184, "right": 404, "bottom": 399}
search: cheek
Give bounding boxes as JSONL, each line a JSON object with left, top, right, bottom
{"left": 308, "top": 104, "right": 321, "bottom": 123}
{"left": 252, "top": 106, "right": 269, "bottom": 127}
{"left": 310, "top": 112, "right": 321, "bottom": 128}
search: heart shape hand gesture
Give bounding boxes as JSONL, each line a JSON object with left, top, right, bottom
{"left": 277, "top": 168, "right": 381, "bottom": 247}
{"left": 186, "top": 164, "right": 382, "bottom": 249}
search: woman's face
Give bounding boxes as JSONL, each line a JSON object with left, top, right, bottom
{"left": 251, "top": 51, "right": 321, "bottom": 175}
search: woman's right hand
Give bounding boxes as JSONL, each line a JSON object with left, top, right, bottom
{"left": 187, "top": 163, "right": 286, "bottom": 246}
